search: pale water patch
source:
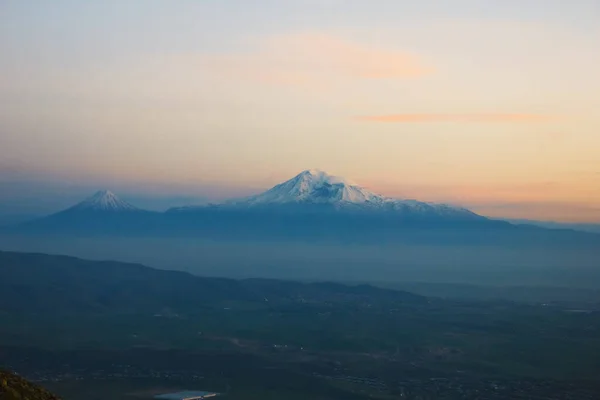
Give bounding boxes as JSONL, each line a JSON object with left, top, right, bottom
{"left": 155, "top": 390, "right": 218, "bottom": 399}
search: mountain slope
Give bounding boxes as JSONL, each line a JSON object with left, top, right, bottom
{"left": 0, "top": 250, "right": 425, "bottom": 315}
{"left": 17, "top": 191, "right": 159, "bottom": 234}
{"left": 160, "top": 170, "right": 510, "bottom": 240}
{"left": 0, "top": 370, "right": 60, "bottom": 400}
{"left": 16, "top": 171, "right": 593, "bottom": 240}
{"left": 65, "top": 190, "right": 140, "bottom": 213}
{"left": 171, "top": 169, "right": 483, "bottom": 221}
{"left": 238, "top": 169, "right": 380, "bottom": 205}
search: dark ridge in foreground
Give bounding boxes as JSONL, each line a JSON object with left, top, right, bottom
{"left": 0, "top": 250, "right": 425, "bottom": 315}
{"left": 0, "top": 370, "right": 60, "bottom": 400}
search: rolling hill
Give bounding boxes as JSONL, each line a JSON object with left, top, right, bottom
{"left": 0, "top": 250, "right": 425, "bottom": 315}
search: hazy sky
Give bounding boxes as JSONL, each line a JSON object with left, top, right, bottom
{"left": 1, "top": 1, "right": 599, "bottom": 221}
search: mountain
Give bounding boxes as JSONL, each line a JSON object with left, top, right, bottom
{"left": 158, "top": 170, "right": 519, "bottom": 241}
{"left": 17, "top": 190, "right": 160, "bottom": 235}
{"left": 64, "top": 190, "right": 140, "bottom": 212}
{"left": 171, "top": 169, "right": 483, "bottom": 221}
{"left": 235, "top": 169, "right": 379, "bottom": 205}
{"left": 12, "top": 171, "right": 598, "bottom": 243}
{"left": 0, "top": 250, "right": 425, "bottom": 315}
{"left": 0, "top": 370, "right": 60, "bottom": 400}
{"left": 12, "top": 170, "right": 517, "bottom": 239}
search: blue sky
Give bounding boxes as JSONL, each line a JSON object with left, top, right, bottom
{"left": 1, "top": 1, "right": 599, "bottom": 221}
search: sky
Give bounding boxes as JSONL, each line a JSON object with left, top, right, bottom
{"left": 1, "top": 0, "right": 599, "bottom": 222}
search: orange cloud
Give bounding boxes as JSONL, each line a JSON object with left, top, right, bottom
{"left": 203, "top": 33, "right": 431, "bottom": 87}
{"left": 355, "top": 113, "right": 557, "bottom": 123}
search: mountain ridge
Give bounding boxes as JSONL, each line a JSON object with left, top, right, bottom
{"left": 16, "top": 190, "right": 158, "bottom": 235}
{"left": 0, "top": 250, "right": 425, "bottom": 315}
{"left": 13, "top": 170, "right": 600, "bottom": 241}
{"left": 169, "top": 169, "right": 482, "bottom": 221}
{"left": 62, "top": 190, "right": 142, "bottom": 213}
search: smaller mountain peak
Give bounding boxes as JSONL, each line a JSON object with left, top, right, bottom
{"left": 71, "top": 190, "right": 139, "bottom": 212}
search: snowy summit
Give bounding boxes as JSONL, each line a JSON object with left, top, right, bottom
{"left": 221, "top": 169, "right": 481, "bottom": 219}
{"left": 167, "top": 169, "right": 483, "bottom": 220}
{"left": 68, "top": 190, "right": 140, "bottom": 212}
{"left": 239, "top": 169, "right": 380, "bottom": 205}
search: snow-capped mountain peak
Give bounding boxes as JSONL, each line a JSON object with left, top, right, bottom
{"left": 221, "top": 169, "right": 483, "bottom": 220}
{"left": 69, "top": 190, "right": 139, "bottom": 212}
{"left": 237, "top": 169, "right": 381, "bottom": 206}
{"left": 166, "top": 169, "right": 483, "bottom": 221}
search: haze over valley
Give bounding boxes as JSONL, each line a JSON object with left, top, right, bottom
{"left": 2, "top": 1, "right": 600, "bottom": 399}
{"left": 2, "top": 169, "right": 599, "bottom": 291}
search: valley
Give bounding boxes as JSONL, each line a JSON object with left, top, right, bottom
{"left": 1, "top": 251, "right": 600, "bottom": 399}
